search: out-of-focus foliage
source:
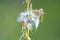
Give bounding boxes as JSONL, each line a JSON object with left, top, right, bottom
{"left": 0, "top": 0, "right": 60, "bottom": 40}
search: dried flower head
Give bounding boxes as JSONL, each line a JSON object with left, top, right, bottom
{"left": 32, "top": 8, "right": 44, "bottom": 16}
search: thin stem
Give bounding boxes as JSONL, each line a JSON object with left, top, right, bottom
{"left": 26, "top": 0, "right": 31, "bottom": 11}
{"left": 26, "top": 0, "right": 32, "bottom": 40}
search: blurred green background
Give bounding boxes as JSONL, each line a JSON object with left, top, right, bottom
{"left": 0, "top": 0, "right": 60, "bottom": 40}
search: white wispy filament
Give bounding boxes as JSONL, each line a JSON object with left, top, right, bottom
{"left": 17, "top": 8, "right": 44, "bottom": 40}
{"left": 17, "top": 11, "right": 40, "bottom": 29}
